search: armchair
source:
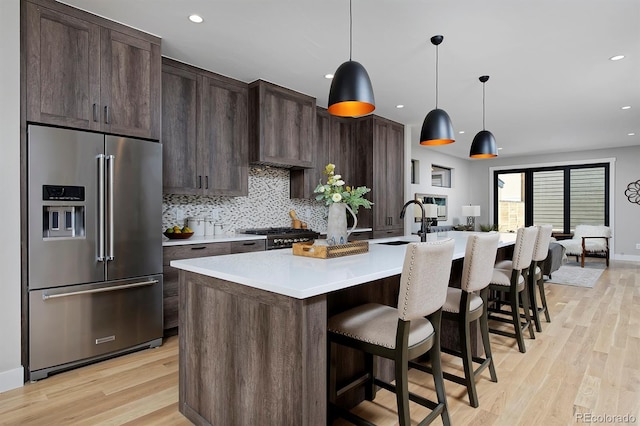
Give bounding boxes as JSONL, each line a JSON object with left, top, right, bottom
{"left": 556, "top": 225, "right": 611, "bottom": 267}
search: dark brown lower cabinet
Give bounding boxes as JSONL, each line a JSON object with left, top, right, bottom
{"left": 348, "top": 231, "right": 373, "bottom": 241}
{"left": 162, "top": 239, "right": 265, "bottom": 334}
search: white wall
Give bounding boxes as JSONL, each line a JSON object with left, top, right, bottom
{"left": 0, "top": 0, "right": 25, "bottom": 392}
{"left": 407, "top": 127, "right": 474, "bottom": 233}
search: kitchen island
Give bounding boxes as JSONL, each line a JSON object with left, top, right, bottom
{"left": 171, "top": 232, "right": 516, "bottom": 426}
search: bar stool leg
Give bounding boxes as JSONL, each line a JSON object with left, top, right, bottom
{"left": 395, "top": 354, "right": 410, "bottom": 426}
{"left": 430, "top": 314, "right": 451, "bottom": 426}
{"left": 520, "top": 280, "right": 536, "bottom": 340}
{"left": 480, "top": 290, "right": 497, "bottom": 382}
{"left": 538, "top": 277, "right": 551, "bottom": 322}
{"left": 364, "top": 352, "right": 376, "bottom": 401}
{"left": 511, "top": 286, "right": 527, "bottom": 353}
{"left": 528, "top": 272, "right": 543, "bottom": 332}
{"left": 459, "top": 311, "right": 478, "bottom": 407}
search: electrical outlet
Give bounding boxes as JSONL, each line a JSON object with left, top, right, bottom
{"left": 176, "top": 207, "right": 185, "bottom": 222}
{"left": 636, "top": 243, "right": 640, "bottom": 250}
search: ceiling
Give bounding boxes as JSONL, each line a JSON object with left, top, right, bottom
{"left": 61, "top": 0, "right": 640, "bottom": 160}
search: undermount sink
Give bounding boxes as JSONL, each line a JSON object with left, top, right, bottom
{"left": 379, "top": 240, "right": 412, "bottom": 246}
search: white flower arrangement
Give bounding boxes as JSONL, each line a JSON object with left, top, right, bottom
{"left": 314, "top": 163, "right": 373, "bottom": 213}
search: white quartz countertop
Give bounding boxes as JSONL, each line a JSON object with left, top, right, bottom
{"left": 170, "top": 231, "right": 517, "bottom": 299}
{"left": 162, "top": 234, "right": 266, "bottom": 246}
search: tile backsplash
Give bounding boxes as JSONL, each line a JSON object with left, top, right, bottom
{"left": 162, "top": 166, "right": 328, "bottom": 232}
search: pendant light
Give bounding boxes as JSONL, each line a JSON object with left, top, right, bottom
{"left": 420, "top": 35, "right": 455, "bottom": 145}
{"left": 328, "top": 0, "right": 375, "bottom": 117}
{"left": 469, "top": 75, "right": 498, "bottom": 158}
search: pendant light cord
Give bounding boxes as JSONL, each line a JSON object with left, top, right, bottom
{"left": 435, "top": 44, "right": 439, "bottom": 108}
{"left": 482, "top": 81, "right": 486, "bottom": 130}
{"left": 349, "top": 0, "right": 353, "bottom": 60}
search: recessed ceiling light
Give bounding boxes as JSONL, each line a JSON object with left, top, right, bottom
{"left": 621, "top": 106, "right": 632, "bottom": 110}
{"left": 396, "top": 105, "right": 404, "bottom": 109}
{"left": 188, "top": 14, "right": 203, "bottom": 23}
{"left": 458, "top": 130, "right": 465, "bottom": 134}
{"left": 610, "top": 55, "right": 625, "bottom": 61}
{"left": 324, "top": 74, "right": 334, "bottom": 79}
{"left": 497, "top": 147, "right": 503, "bottom": 150}
{"left": 628, "top": 132, "right": 636, "bottom": 136}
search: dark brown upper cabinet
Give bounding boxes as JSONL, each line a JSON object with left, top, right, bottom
{"left": 161, "top": 61, "right": 199, "bottom": 194}
{"left": 24, "top": 0, "right": 161, "bottom": 140}
{"left": 291, "top": 107, "right": 355, "bottom": 200}
{"left": 248, "top": 80, "right": 315, "bottom": 169}
{"left": 161, "top": 58, "right": 248, "bottom": 197}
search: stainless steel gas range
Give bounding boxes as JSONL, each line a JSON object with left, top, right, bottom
{"left": 241, "top": 227, "right": 320, "bottom": 250}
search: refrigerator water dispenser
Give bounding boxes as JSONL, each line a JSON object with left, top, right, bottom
{"left": 42, "top": 185, "right": 85, "bottom": 238}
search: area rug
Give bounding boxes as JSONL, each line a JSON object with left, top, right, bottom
{"left": 547, "top": 263, "right": 605, "bottom": 288}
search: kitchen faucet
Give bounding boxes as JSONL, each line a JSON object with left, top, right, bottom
{"left": 400, "top": 199, "right": 427, "bottom": 242}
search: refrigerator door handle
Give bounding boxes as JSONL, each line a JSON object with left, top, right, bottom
{"left": 107, "top": 155, "right": 115, "bottom": 261}
{"left": 42, "top": 279, "right": 159, "bottom": 300}
{"left": 97, "top": 154, "right": 106, "bottom": 262}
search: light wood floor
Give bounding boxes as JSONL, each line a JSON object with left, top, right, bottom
{"left": 1, "top": 259, "right": 638, "bottom": 425}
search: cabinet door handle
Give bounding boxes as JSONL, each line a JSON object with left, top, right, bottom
{"left": 205, "top": 175, "right": 209, "bottom": 189}
{"left": 190, "top": 246, "right": 206, "bottom": 250}
{"left": 93, "top": 104, "right": 98, "bottom": 122}
{"left": 104, "top": 106, "right": 110, "bottom": 124}
{"left": 198, "top": 175, "right": 202, "bottom": 189}
{"left": 242, "top": 242, "right": 256, "bottom": 246}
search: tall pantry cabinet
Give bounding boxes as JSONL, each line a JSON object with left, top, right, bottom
{"left": 355, "top": 116, "right": 405, "bottom": 238}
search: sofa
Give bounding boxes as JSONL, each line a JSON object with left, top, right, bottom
{"left": 556, "top": 225, "right": 611, "bottom": 267}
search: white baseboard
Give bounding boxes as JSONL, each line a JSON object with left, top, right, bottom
{"left": 613, "top": 254, "right": 640, "bottom": 262}
{"left": 0, "top": 366, "right": 24, "bottom": 393}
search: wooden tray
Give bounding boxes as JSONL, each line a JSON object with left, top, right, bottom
{"left": 292, "top": 240, "right": 369, "bottom": 259}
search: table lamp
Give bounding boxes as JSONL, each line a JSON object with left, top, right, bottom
{"left": 414, "top": 203, "right": 439, "bottom": 233}
{"left": 461, "top": 205, "right": 481, "bottom": 229}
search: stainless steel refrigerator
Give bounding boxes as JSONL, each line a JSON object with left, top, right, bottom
{"left": 27, "top": 124, "right": 163, "bottom": 380}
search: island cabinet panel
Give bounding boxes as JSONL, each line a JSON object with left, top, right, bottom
{"left": 24, "top": 0, "right": 161, "bottom": 139}
{"left": 179, "top": 271, "right": 326, "bottom": 426}
{"left": 354, "top": 116, "right": 405, "bottom": 234}
{"left": 161, "top": 58, "right": 249, "bottom": 196}
{"left": 249, "top": 80, "right": 316, "bottom": 168}
{"left": 162, "top": 240, "right": 265, "bottom": 332}
{"left": 290, "top": 107, "right": 355, "bottom": 200}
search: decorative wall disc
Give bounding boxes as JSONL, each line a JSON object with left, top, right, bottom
{"left": 625, "top": 180, "right": 640, "bottom": 204}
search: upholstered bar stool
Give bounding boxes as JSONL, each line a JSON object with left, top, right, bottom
{"left": 327, "top": 239, "right": 455, "bottom": 426}
{"left": 496, "top": 224, "right": 553, "bottom": 332}
{"left": 412, "top": 233, "right": 500, "bottom": 408}
{"left": 487, "top": 226, "right": 537, "bottom": 353}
